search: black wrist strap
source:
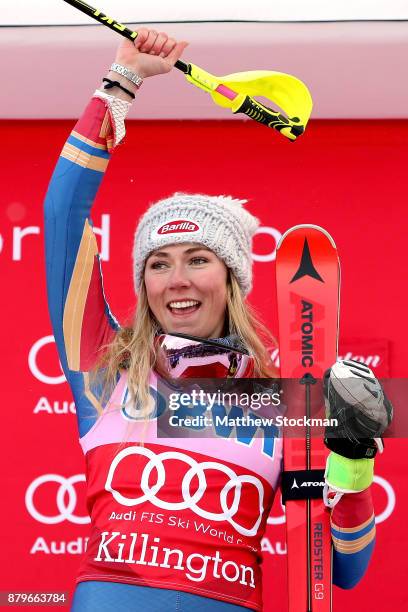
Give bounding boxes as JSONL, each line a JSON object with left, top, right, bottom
{"left": 324, "top": 436, "right": 378, "bottom": 459}
{"left": 102, "top": 78, "right": 135, "bottom": 100}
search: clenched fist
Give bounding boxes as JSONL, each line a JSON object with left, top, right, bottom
{"left": 114, "top": 28, "right": 189, "bottom": 79}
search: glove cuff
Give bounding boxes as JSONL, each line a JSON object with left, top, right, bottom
{"left": 324, "top": 435, "right": 378, "bottom": 459}
{"left": 325, "top": 451, "right": 374, "bottom": 493}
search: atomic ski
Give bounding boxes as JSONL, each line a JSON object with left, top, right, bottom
{"left": 276, "top": 225, "right": 340, "bottom": 612}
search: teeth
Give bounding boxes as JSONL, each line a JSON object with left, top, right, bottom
{"left": 169, "top": 300, "right": 200, "bottom": 309}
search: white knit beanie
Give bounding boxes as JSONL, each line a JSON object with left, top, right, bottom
{"left": 133, "top": 193, "right": 260, "bottom": 296}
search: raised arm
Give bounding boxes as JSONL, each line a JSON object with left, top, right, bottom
{"left": 43, "top": 30, "right": 187, "bottom": 436}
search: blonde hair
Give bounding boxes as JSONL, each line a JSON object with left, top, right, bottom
{"left": 93, "top": 272, "right": 278, "bottom": 414}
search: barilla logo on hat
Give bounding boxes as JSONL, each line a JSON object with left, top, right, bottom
{"left": 154, "top": 219, "right": 200, "bottom": 236}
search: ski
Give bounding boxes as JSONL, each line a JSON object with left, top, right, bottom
{"left": 275, "top": 225, "right": 340, "bottom": 612}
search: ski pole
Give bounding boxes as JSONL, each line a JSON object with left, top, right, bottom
{"left": 62, "top": 0, "right": 313, "bottom": 140}
{"left": 301, "top": 372, "right": 317, "bottom": 612}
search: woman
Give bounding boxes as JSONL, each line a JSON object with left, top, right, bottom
{"left": 44, "top": 28, "right": 391, "bottom": 612}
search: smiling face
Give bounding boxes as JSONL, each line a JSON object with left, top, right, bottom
{"left": 144, "top": 243, "right": 228, "bottom": 338}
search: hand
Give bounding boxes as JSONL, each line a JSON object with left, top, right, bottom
{"left": 324, "top": 359, "right": 393, "bottom": 459}
{"left": 114, "top": 28, "right": 189, "bottom": 79}
{"left": 322, "top": 359, "right": 393, "bottom": 506}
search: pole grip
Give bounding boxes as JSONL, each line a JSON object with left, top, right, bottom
{"left": 232, "top": 94, "right": 305, "bottom": 141}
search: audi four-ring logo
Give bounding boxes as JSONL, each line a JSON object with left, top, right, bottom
{"left": 25, "top": 470, "right": 396, "bottom": 528}
{"left": 25, "top": 474, "right": 90, "bottom": 525}
{"left": 106, "top": 447, "right": 265, "bottom": 537}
